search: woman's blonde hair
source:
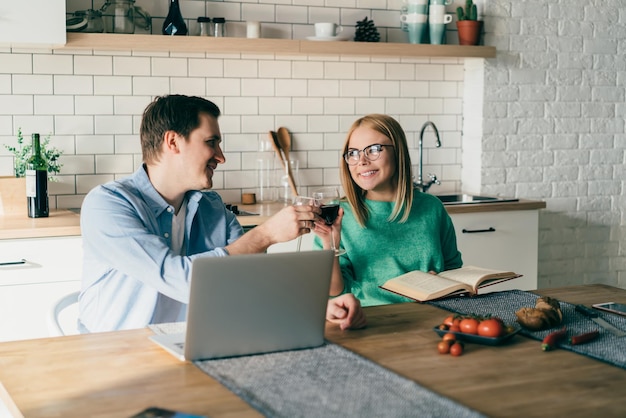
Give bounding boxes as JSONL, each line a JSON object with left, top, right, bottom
{"left": 340, "top": 114, "right": 414, "bottom": 227}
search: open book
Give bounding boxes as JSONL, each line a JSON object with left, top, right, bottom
{"left": 380, "top": 265, "right": 522, "bottom": 302}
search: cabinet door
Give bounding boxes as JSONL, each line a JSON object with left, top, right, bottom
{"left": 0, "top": 236, "right": 82, "bottom": 341}
{"left": 0, "top": 280, "right": 80, "bottom": 342}
{"left": 0, "top": 0, "right": 66, "bottom": 46}
{"left": 450, "top": 210, "right": 539, "bottom": 292}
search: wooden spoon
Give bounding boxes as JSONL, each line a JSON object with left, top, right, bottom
{"left": 276, "top": 127, "right": 298, "bottom": 197}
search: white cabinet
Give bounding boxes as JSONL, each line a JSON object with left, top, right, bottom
{"left": 0, "top": 0, "right": 66, "bottom": 47}
{"left": 0, "top": 236, "right": 82, "bottom": 342}
{"left": 449, "top": 210, "right": 539, "bottom": 292}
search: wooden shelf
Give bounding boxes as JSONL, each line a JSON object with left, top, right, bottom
{"left": 62, "top": 33, "right": 496, "bottom": 58}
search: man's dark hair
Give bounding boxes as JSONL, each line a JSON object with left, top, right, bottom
{"left": 140, "top": 95, "right": 221, "bottom": 164}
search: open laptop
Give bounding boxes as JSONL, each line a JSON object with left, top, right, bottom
{"left": 150, "top": 250, "right": 334, "bottom": 361}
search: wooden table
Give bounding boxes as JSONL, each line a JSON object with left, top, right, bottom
{"left": 1, "top": 284, "right": 624, "bottom": 418}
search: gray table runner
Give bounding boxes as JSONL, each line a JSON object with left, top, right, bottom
{"left": 194, "top": 343, "right": 485, "bottom": 418}
{"left": 150, "top": 324, "right": 485, "bottom": 418}
{"left": 427, "top": 289, "right": 626, "bottom": 369}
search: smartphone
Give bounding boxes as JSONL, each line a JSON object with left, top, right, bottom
{"left": 592, "top": 302, "right": 626, "bottom": 317}
{"left": 129, "top": 407, "right": 207, "bottom": 418}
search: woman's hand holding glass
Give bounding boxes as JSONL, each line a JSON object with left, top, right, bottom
{"left": 312, "top": 187, "right": 345, "bottom": 256}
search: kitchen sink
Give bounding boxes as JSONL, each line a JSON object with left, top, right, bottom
{"left": 434, "top": 194, "right": 519, "bottom": 205}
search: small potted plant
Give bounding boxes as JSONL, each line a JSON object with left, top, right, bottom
{"left": 456, "top": 0, "right": 482, "bottom": 46}
{"left": 4, "top": 128, "right": 63, "bottom": 180}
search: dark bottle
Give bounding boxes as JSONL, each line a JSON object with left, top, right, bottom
{"left": 26, "top": 133, "right": 49, "bottom": 218}
{"left": 162, "top": 0, "right": 188, "bottom": 36}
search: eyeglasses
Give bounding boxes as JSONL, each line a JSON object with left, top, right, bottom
{"left": 343, "top": 144, "right": 394, "bottom": 165}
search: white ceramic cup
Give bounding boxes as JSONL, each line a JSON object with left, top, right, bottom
{"left": 400, "top": 13, "right": 428, "bottom": 24}
{"left": 428, "top": 4, "right": 447, "bottom": 16}
{"left": 314, "top": 22, "right": 343, "bottom": 38}
{"left": 403, "top": 0, "right": 429, "bottom": 14}
{"left": 246, "top": 21, "right": 261, "bottom": 38}
{"left": 428, "top": 12, "right": 452, "bottom": 24}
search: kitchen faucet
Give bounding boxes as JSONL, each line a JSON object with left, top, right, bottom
{"left": 414, "top": 121, "right": 442, "bottom": 193}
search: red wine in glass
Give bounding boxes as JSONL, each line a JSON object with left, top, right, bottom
{"left": 320, "top": 204, "right": 340, "bottom": 225}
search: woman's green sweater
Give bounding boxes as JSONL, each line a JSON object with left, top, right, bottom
{"left": 315, "top": 191, "right": 462, "bottom": 307}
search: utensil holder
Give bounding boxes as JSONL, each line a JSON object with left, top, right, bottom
{"left": 276, "top": 158, "right": 299, "bottom": 203}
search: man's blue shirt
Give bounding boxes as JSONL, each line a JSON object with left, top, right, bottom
{"left": 79, "top": 166, "right": 243, "bottom": 332}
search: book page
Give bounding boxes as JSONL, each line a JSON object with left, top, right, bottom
{"left": 438, "top": 266, "right": 516, "bottom": 289}
{"left": 382, "top": 270, "right": 469, "bottom": 301}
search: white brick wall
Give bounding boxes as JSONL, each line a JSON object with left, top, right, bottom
{"left": 479, "top": 0, "right": 626, "bottom": 289}
{"left": 0, "top": 0, "right": 466, "bottom": 208}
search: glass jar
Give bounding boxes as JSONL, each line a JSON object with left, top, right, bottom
{"left": 100, "top": 0, "right": 151, "bottom": 34}
{"left": 197, "top": 17, "right": 211, "bottom": 36}
{"left": 212, "top": 17, "right": 226, "bottom": 37}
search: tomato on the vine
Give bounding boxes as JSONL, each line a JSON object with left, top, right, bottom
{"left": 477, "top": 318, "right": 504, "bottom": 338}
{"left": 437, "top": 340, "right": 451, "bottom": 354}
{"left": 450, "top": 341, "right": 464, "bottom": 356}
{"left": 443, "top": 315, "right": 460, "bottom": 328}
{"left": 459, "top": 318, "right": 479, "bottom": 335}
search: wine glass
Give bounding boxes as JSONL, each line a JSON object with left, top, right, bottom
{"left": 312, "top": 187, "right": 345, "bottom": 256}
{"left": 292, "top": 196, "right": 317, "bottom": 252}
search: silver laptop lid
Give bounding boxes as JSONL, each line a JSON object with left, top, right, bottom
{"left": 185, "top": 250, "right": 334, "bottom": 361}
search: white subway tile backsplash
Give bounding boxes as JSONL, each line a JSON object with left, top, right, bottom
{"left": 225, "top": 97, "right": 259, "bottom": 115}
{"left": 113, "top": 56, "right": 152, "bottom": 76}
{"left": 206, "top": 78, "right": 242, "bottom": 96}
{"left": 55, "top": 116, "right": 94, "bottom": 135}
{"left": 75, "top": 135, "right": 115, "bottom": 155}
{"left": 95, "top": 116, "right": 134, "bottom": 135}
{"left": 259, "top": 97, "right": 292, "bottom": 114}
{"left": 12, "top": 75, "right": 53, "bottom": 95}
{"left": 151, "top": 58, "right": 189, "bottom": 77}
{"left": 54, "top": 75, "right": 94, "bottom": 95}
{"left": 371, "top": 80, "right": 400, "bottom": 97}
{"left": 114, "top": 135, "right": 142, "bottom": 154}
{"left": 355, "top": 97, "right": 386, "bottom": 114}
{"left": 242, "top": 79, "right": 276, "bottom": 96}
{"left": 74, "top": 56, "right": 113, "bottom": 76}
{"left": 75, "top": 96, "right": 114, "bottom": 115}
{"left": 34, "top": 96, "right": 74, "bottom": 115}
{"left": 60, "top": 155, "right": 96, "bottom": 175}
{"left": 225, "top": 60, "right": 259, "bottom": 78}
{"left": 114, "top": 96, "right": 153, "bottom": 116}
{"left": 307, "top": 115, "right": 339, "bottom": 132}
{"left": 0, "top": 75, "right": 10, "bottom": 94}
{"left": 76, "top": 174, "right": 115, "bottom": 195}
{"left": 0, "top": 53, "right": 32, "bottom": 74}
{"left": 276, "top": 5, "right": 308, "bottom": 24}
{"left": 293, "top": 97, "right": 324, "bottom": 114}
{"left": 33, "top": 54, "right": 73, "bottom": 75}
{"left": 133, "top": 77, "right": 171, "bottom": 96}
{"left": 324, "top": 98, "right": 355, "bottom": 114}
{"left": 356, "top": 63, "right": 386, "bottom": 80}
{"left": 293, "top": 61, "right": 324, "bottom": 79}
{"left": 276, "top": 79, "right": 307, "bottom": 96}
{"left": 0, "top": 95, "right": 33, "bottom": 115}
{"left": 96, "top": 154, "right": 134, "bottom": 174}
{"left": 189, "top": 59, "right": 225, "bottom": 77}
{"left": 171, "top": 77, "right": 207, "bottom": 96}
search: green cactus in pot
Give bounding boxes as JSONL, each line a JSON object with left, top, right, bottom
{"left": 456, "top": 0, "right": 478, "bottom": 21}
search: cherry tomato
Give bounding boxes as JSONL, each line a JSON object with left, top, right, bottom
{"left": 442, "top": 315, "right": 457, "bottom": 327}
{"left": 477, "top": 318, "right": 504, "bottom": 338}
{"left": 437, "top": 324, "right": 449, "bottom": 331}
{"left": 459, "top": 318, "right": 479, "bottom": 335}
{"left": 437, "top": 340, "right": 451, "bottom": 354}
{"left": 450, "top": 341, "right": 464, "bottom": 356}
{"left": 442, "top": 333, "right": 456, "bottom": 342}
{"left": 449, "top": 325, "right": 461, "bottom": 332}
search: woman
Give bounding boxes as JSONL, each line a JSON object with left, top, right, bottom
{"left": 313, "top": 114, "right": 462, "bottom": 307}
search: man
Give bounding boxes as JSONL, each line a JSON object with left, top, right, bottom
{"left": 79, "top": 95, "right": 366, "bottom": 333}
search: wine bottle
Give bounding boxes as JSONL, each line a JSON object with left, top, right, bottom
{"left": 26, "top": 133, "right": 49, "bottom": 218}
{"left": 162, "top": 0, "right": 188, "bottom": 36}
